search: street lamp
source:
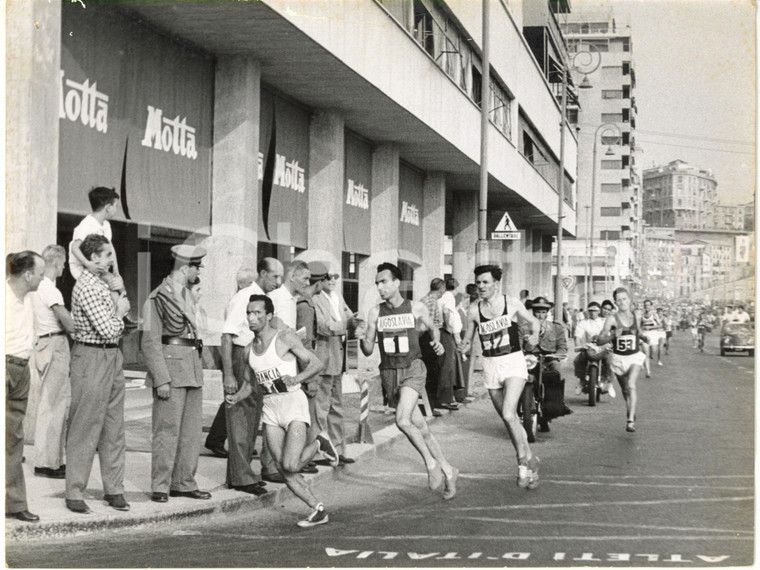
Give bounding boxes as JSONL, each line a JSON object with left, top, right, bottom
{"left": 588, "top": 122, "right": 622, "bottom": 302}
{"left": 554, "top": 43, "right": 599, "bottom": 322}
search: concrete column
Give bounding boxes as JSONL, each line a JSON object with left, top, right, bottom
{"left": 414, "top": 172, "right": 446, "bottom": 296}
{"left": 6, "top": 0, "right": 61, "bottom": 253}
{"left": 451, "top": 192, "right": 478, "bottom": 291}
{"left": 306, "top": 110, "right": 344, "bottom": 269}
{"left": 358, "top": 144, "right": 399, "bottom": 372}
{"left": 358, "top": 144, "right": 400, "bottom": 316}
{"left": 202, "top": 56, "right": 261, "bottom": 344}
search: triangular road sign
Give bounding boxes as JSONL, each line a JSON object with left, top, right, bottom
{"left": 494, "top": 211, "right": 517, "bottom": 232}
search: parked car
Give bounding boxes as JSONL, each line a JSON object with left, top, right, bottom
{"left": 720, "top": 323, "right": 755, "bottom": 357}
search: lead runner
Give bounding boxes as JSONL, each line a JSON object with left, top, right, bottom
{"left": 355, "top": 262, "right": 458, "bottom": 500}
{"left": 459, "top": 265, "right": 541, "bottom": 489}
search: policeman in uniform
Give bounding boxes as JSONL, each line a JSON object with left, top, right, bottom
{"left": 141, "top": 245, "right": 212, "bottom": 503}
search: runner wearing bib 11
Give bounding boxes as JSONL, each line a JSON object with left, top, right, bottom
{"left": 597, "top": 287, "right": 646, "bottom": 432}
{"left": 459, "top": 265, "right": 541, "bottom": 489}
{"left": 355, "top": 263, "right": 458, "bottom": 500}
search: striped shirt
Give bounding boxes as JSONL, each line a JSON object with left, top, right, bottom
{"left": 72, "top": 269, "right": 124, "bottom": 344}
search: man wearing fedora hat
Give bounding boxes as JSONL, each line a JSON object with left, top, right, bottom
{"left": 141, "top": 244, "right": 212, "bottom": 503}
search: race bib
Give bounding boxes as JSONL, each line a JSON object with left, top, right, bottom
{"left": 377, "top": 313, "right": 415, "bottom": 332}
{"left": 478, "top": 314, "right": 512, "bottom": 336}
{"left": 382, "top": 333, "right": 409, "bottom": 355}
{"left": 615, "top": 334, "right": 636, "bottom": 353}
{"left": 255, "top": 367, "right": 288, "bottom": 395}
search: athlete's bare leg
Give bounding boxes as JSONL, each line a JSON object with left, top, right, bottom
{"left": 488, "top": 377, "right": 533, "bottom": 464}
{"left": 394, "top": 386, "right": 455, "bottom": 493}
{"left": 266, "top": 424, "right": 319, "bottom": 508}
{"left": 617, "top": 364, "right": 641, "bottom": 425}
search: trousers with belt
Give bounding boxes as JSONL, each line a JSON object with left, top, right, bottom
{"left": 30, "top": 334, "right": 71, "bottom": 469}
{"left": 65, "top": 344, "right": 126, "bottom": 500}
{"left": 6, "top": 357, "right": 30, "bottom": 513}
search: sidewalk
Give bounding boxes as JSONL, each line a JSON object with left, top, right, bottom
{"left": 7, "top": 367, "right": 486, "bottom": 541}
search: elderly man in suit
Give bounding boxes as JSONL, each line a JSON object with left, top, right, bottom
{"left": 141, "top": 245, "right": 212, "bottom": 503}
{"left": 311, "top": 267, "right": 358, "bottom": 464}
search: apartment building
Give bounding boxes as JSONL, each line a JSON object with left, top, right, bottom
{"left": 8, "top": 0, "right": 577, "bottom": 362}
{"left": 554, "top": 10, "right": 639, "bottom": 307}
{"left": 642, "top": 160, "right": 718, "bottom": 230}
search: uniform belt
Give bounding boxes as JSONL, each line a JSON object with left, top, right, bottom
{"left": 75, "top": 341, "right": 119, "bottom": 349}
{"left": 5, "top": 355, "right": 29, "bottom": 367}
{"left": 162, "top": 336, "right": 202, "bottom": 349}
{"left": 39, "top": 331, "right": 66, "bottom": 339}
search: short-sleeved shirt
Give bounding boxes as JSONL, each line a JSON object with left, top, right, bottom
{"left": 71, "top": 269, "right": 124, "bottom": 344}
{"left": 420, "top": 294, "right": 443, "bottom": 329}
{"left": 33, "top": 276, "right": 65, "bottom": 336}
{"left": 222, "top": 281, "right": 265, "bottom": 347}
{"left": 269, "top": 285, "right": 297, "bottom": 329}
{"left": 6, "top": 282, "right": 35, "bottom": 359}
{"left": 69, "top": 215, "right": 113, "bottom": 280}
{"left": 438, "top": 291, "right": 463, "bottom": 334}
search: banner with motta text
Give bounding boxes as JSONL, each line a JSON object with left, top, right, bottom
{"left": 398, "top": 162, "right": 424, "bottom": 262}
{"left": 58, "top": 2, "right": 213, "bottom": 233}
{"left": 343, "top": 132, "right": 372, "bottom": 255}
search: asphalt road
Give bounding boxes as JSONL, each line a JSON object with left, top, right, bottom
{"left": 6, "top": 331, "right": 754, "bottom": 568}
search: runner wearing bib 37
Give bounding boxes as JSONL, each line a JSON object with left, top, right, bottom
{"left": 597, "top": 287, "right": 646, "bottom": 432}
{"left": 355, "top": 263, "right": 458, "bottom": 500}
{"left": 459, "top": 265, "right": 541, "bottom": 489}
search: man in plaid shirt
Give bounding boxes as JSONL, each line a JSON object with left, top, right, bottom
{"left": 65, "top": 234, "right": 131, "bottom": 514}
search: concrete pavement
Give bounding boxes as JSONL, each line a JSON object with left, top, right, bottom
{"left": 7, "top": 366, "right": 487, "bottom": 541}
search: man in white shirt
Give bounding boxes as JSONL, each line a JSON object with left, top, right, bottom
{"left": 269, "top": 260, "right": 311, "bottom": 330}
{"left": 29, "top": 245, "right": 75, "bottom": 480}
{"left": 218, "top": 257, "right": 283, "bottom": 494}
{"left": 438, "top": 277, "right": 470, "bottom": 405}
{"left": 732, "top": 305, "right": 751, "bottom": 324}
{"left": 6, "top": 250, "right": 46, "bottom": 523}
{"left": 573, "top": 301, "right": 615, "bottom": 397}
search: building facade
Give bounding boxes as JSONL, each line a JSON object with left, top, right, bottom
{"left": 555, "top": 11, "right": 640, "bottom": 307}
{"left": 7, "top": 0, "right": 577, "bottom": 364}
{"left": 642, "top": 160, "right": 718, "bottom": 230}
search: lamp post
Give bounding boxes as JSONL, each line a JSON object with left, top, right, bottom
{"left": 554, "top": 44, "right": 598, "bottom": 321}
{"left": 588, "top": 123, "right": 622, "bottom": 302}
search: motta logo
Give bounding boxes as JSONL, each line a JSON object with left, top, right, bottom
{"left": 59, "top": 70, "right": 109, "bottom": 133}
{"left": 257, "top": 152, "right": 306, "bottom": 193}
{"left": 141, "top": 105, "right": 198, "bottom": 159}
{"left": 400, "top": 200, "right": 420, "bottom": 226}
{"left": 346, "top": 179, "right": 369, "bottom": 210}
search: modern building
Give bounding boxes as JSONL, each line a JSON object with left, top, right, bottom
{"left": 8, "top": 0, "right": 577, "bottom": 364}
{"left": 555, "top": 10, "right": 640, "bottom": 307}
{"left": 642, "top": 160, "right": 718, "bottom": 230}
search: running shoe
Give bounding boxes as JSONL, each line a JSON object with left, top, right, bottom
{"left": 526, "top": 456, "right": 540, "bottom": 490}
{"left": 297, "top": 503, "right": 329, "bottom": 528}
{"left": 316, "top": 432, "right": 339, "bottom": 467}
{"left": 608, "top": 383, "right": 616, "bottom": 398}
{"left": 626, "top": 420, "right": 636, "bottom": 432}
{"left": 516, "top": 464, "right": 529, "bottom": 488}
{"left": 574, "top": 383, "right": 582, "bottom": 396}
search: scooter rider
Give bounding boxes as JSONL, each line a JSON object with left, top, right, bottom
{"left": 573, "top": 301, "right": 616, "bottom": 398}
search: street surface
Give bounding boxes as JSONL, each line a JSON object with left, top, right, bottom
{"left": 6, "top": 332, "right": 754, "bottom": 567}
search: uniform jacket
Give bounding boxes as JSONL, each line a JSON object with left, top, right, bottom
{"left": 141, "top": 277, "right": 203, "bottom": 389}
{"left": 531, "top": 320, "right": 568, "bottom": 357}
{"left": 313, "top": 291, "right": 354, "bottom": 376}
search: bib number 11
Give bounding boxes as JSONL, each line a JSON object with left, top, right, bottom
{"left": 383, "top": 335, "right": 409, "bottom": 355}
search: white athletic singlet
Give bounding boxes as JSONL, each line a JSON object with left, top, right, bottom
{"left": 248, "top": 331, "right": 299, "bottom": 395}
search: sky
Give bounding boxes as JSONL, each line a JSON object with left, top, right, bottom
{"left": 571, "top": 0, "right": 756, "bottom": 205}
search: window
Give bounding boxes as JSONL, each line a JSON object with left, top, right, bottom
{"left": 601, "top": 183, "right": 622, "bottom": 193}
{"left": 623, "top": 85, "right": 630, "bottom": 98}
{"left": 471, "top": 65, "right": 482, "bottom": 107}
{"left": 622, "top": 39, "right": 630, "bottom": 52}
{"left": 412, "top": 2, "right": 434, "bottom": 57}
{"left": 601, "top": 207, "right": 621, "bottom": 217}
{"left": 567, "top": 108, "right": 579, "bottom": 123}
{"left": 602, "top": 113, "right": 623, "bottom": 123}
{"left": 600, "top": 230, "right": 621, "bottom": 240}
{"left": 341, "top": 252, "right": 366, "bottom": 312}
{"left": 490, "top": 81, "right": 512, "bottom": 140}
{"left": 601, "top": 160, "right": 621, "bottom": 170}
{"left": 622, "top": 61, "right": 630, "bottom": 75}
{"left": 622, "top": 132, "right": 630, "bottom": 145}
{"left": 602, "top": 90, "right": 623, "bottom": 99}
{"left": 622, "top": 155, "right": 630, "bottom": 168}
{"left": 622, "top": 108, "right": 630, "bottom": 122}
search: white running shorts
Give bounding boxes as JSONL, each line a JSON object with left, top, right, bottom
{"left": 482, "top": 350, "right": 529, "bottom": 390}
{"left": 610, "top": 351, "right": 646, "bottom": 377}
{"left": 262, "top": 389, "right": 311, "bottom": 429}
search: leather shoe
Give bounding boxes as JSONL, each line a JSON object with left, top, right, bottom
{"left": 169, "top": 489, "right": 212, "bottom": 500}
{"left": 261, "top": 472, "right": 286, "bottom": 484}
{"left": 439, "top": 402, "right": 459, "bottom": 411}
{"left": 151, "top": 492, "right": 168, "bottom": 503}
{"left": 34, "top": 466, "right": 66, "bottom": 479}
{"left": 205, "top": 445, "right": 228, "bottom": 458}
{"left": 65, "top": 499, "right": 91, "bottom": 514}
{"left": 6, "top": 510, "right": 40, "bottom": 522}
{"left": 301, "top": 462, "right": 319, "bottom": 474}
{"left": 104, "top": 494, "right": 130, "bottom": 511}
{"left": 338, "top": 455, "right": 356, "bottom": 465}
{"left": 431, "top": 410, "right": 443, "bottom": 417}
{"left": 232, "top": 483, "right": 268, "bottom": 496}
